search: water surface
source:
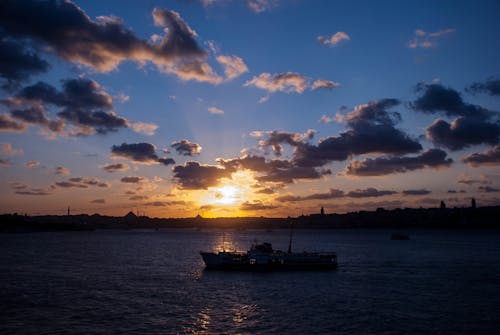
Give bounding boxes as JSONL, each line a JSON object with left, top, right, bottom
{"left": 1, "top": 229, "right": 499, "bottom": 334}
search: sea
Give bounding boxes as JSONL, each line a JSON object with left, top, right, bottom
{"left": 1, "top": 228, "right": 500, "bottom": 335}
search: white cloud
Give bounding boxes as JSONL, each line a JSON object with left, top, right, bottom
{"left": 208, "top": 106, "right": 224, "bottom": 115}
{"left": 131, "top": 122, "right": 159, "bottom": 136}
{"left": 317, "top": 32, "right": 350, "bottom": 46}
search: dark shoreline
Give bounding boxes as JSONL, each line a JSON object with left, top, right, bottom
{"left": 2, "top": 205, "right": 499, "bottom": 232}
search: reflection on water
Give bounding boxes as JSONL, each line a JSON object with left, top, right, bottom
{"left": 1, "top": 229, "right": 500, "bottom": 334}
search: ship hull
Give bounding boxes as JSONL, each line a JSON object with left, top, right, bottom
{"left": 200, "top": 251, "right": 338, "bottom": 271}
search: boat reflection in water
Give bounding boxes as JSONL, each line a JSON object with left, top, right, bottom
{"left": 200, "top": 230, "right": 337, "bottom": 271}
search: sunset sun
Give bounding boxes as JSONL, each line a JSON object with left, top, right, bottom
{"left": 212, "top": 185, "right": 241, "bottom": 205}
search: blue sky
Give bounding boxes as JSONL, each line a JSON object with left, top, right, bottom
{"left": 1, "top": 0, "right": 499, "bottom": 217}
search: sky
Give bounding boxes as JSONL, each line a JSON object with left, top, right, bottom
{"left": 1, "top": 0, "right": 499, "bottom": 218}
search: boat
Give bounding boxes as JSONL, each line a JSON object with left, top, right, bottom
{"left": 200, "top": 228, "right": 337, "bottom": 271}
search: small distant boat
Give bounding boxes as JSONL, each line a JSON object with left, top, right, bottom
{"left": 391, "top": 233, "right": 410, "bottom": 240}
{"left": 200, "top": 225, "right": 337, "bottom": 270}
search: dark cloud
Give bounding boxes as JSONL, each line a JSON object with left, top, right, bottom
{"left": 11, "top": 183, "right": 52, "bottom": 195}
{"left": 276, "top": 187, "right": 396, "bottom": 203}
{"left": 457, "top": 175, "right": 490, "bottom": 185}
{"left": 15, "top": 188, "right": 52, "bottom": 196}
{"left": 259, "top": 100, "right": 422, "bottom": 168}
{"left": 412, "top": 83, "right": 492, "bottom": 118}
{"left": 121, "top": 176, "right": 145, "bottom": 183}
{"left": 467, "top": 78, "right": 500, "bottom": 96}
{"left": 462, "top": 144, "right": 500, "bottom": 167}
{"left": 478, "top": 186, "right": 500, "bottom": 193}
{"left": 240, "top": 200, "right": 278, "bottom": 211}
{"left": 55, "top": 166, "right": 70, "bottom": 175}
{"left": 276, "top": 188, "right": 344, "bottom": 202}
{"left": 0, "top": 158, "right": 12, "bottom": 166}
{"left": 55, "top": 177, "right": 110, "bottom": 189}
{"left": 90, "top": 199, "right": 105, "bottom": 204}
{"left": 426, "top": 117, "right": 500, "bottom": 151}
{"left": 129, "top": 195, "right": 148, "bottom": 201}
{"left": 255, "top": 187, "right": 275, "bottom": 194}
{"left": 219, "top": 155, "right": 331, "bottom": 184}
{"left": 0, "top": 32, "right": 49, "bottom": 89}
{"left": 412, "top": 83, "right": 500, "bottom": 150}
{"left": 171, "top": 139, "right": 202, "bottom": 156}
{"left": 0, "top": 1, "right": 218, "bottom": 82}
{"left": 346, "top": 188, "right": 397, "bottom": 198}
{"left": 402, "top": 189, "right": 431, "bottom": 196}
{"left": 111, "top": 142, "right": 174, "bottom": 165}
{"left": 344, "top": 148, "right": 452, "bottom": 176}
{"left": 10, "top": 105, "right": 64, "bottom": 133}
{"left": 16, "top": 78, "right": 113, "bottom": 110}
{"left": 6, "top": 78, "right": 129, "bottom": 135}
{"left": 172, "top": 161, "right": 232, "bottom": 189}
{"left": 55, "top": 181, "right": 88, "bottom": 189}
{"left": 0, "top": 113, "right": 27, "bottom": 132}
{"left": 102, "top": 162, "right": 130, "bottom": 172}
{"left": 447, "top": 190, "right": 466, "bottom": 194}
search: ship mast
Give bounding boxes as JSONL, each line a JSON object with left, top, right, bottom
{"left": 287, "top": 220, "right": 293, "bottom": 253}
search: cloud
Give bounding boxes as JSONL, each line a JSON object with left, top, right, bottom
{"left": 462, "top": 144, "right": 500, "bottom": 167}
{"left": 172, "top": 161, "right": 233, "bottom": 189}
{"left": 55, "top": 181, "right": 87, "bottom": 189}
{"left": 208, "top": 106, "right": 224, "bottom": 115}
{"left": 171, "top": 139, "right": 202, "bottom": 156}
{"left": 479, "top": 186, "right": 500, "bottom": 193}
{"left": 102, "top": 162, "right": 130, "bottom": 172}
{"left": 25, "top": 160, "right": 40, "bottom": 168}
{"left": 55, "top": 166, "right": 70, "bottom": 175}
{"left": 129, "top": 195, "right": 149, "bottom": 201}
{"left": 245, "top": 0, "right": 278, "bottom": 13}
{"left": 10, "top": 182, "right": 53, "bottom": 196}
{"left": 457, "top": 174, "right": 490, "bottom": 186}
{"left": 407, "top": 28, "right": 455, "bottom": 49}
{"left": 216, "top": 55, "right": 249, "bottom": 80}
{"left": 90, "top": 199, "right": 105, "bottom": 204}
{"left": 412, "top": 83, "right": 500, "bottom": 150}
{"left": 4, "top": 78, "right": 134, "bottom": 135}
{"left": 255, "top": 187, "right": 275, "bottom": 194}
{"left": 317, "top": 32, "right": 350, "bottom": 46}
{"left": 121, "top": 176, "right": 146, "bottom": 183}
{"left": 276, "top": 188, "right": 344, "bottom": 202}
{"left": 311, "top": 80, "right": 340, "bottom": 91}
{"left": 245, "top": 72, "right": 308, "bottom": 94}
{"left": 0, "top": 114, "right": 26, "bottom": 132}
{"left": 275, "top": 187, "right": 396, "bottom": 202}
{"left": 219, "top": 154, "right": 330, "bottom": 184}
{"left": 15, "top": 188, "right": 52, "bottom": 196}
{"left": 55, "top": 177, "right": 110, "bottom": 188}
{"left": 259, "top": 100, "right": 422, "bottom": 168}
{"left": 1, "top": 143, "right": 23, "bottom": 156}
{"left": 412, "top": 83, "right": 493, "bottom": 118}
{"left": 467, "top": 78, "right": 500, "bottom": 96}
{"left": 240, "top": 200, "right": 278, "bottom": 211}
{"left": 0, "top": 31, "right": 49, "bottom": 89}
{"left": 343, "top": 148, "right": 453, "bottom": 176}
{"left": 111, "top": 142, "right": 175, "bottom": 165}
{"left": 347, "top": 188, "right": 397, "bottom": 198}
{"left": 9, "top": 105, "right": 64, "bottom": 134}
{"left": 0, "top": 158, "right": 12, "bottom": 166}
{"left": 402, "top": 189, "right": 432, "bottom": 196}
{"left": 131, "top": 122, "right": 158, "bottom": 136}
{"left": 0, "top": 2, "right": 222, "bottom": 83}
{"left": 426, "top": 117, "right": 500, "bottom": 151}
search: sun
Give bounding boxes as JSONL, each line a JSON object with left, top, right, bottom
{"left": 212, "top": 185, "right": 241, "bottom": 205}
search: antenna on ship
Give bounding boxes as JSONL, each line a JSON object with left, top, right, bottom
{"left": 287, "top": 218, "right": 293, "bottom": 254}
